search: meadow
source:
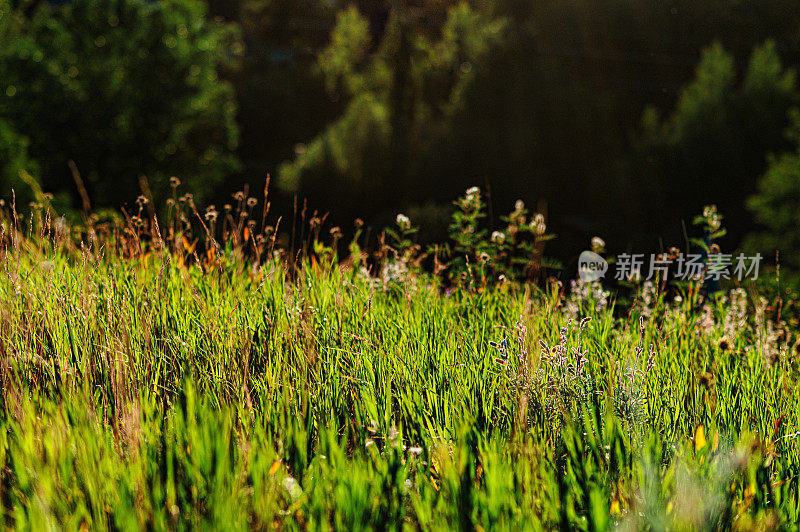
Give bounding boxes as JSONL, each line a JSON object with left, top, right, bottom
{"left": 0, "top": 186, "right": 798, "bottom": 530}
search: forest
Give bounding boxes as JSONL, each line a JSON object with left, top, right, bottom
{"left": 3, "top": 0, "right": 800, "bottom": 271}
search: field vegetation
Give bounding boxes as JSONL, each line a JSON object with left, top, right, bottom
{"left": 0, "top": 185, "right": 797, "bottom": 530}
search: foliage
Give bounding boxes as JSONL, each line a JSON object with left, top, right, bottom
{"left": 277, "top": 3, "right": 505, "bottom": 224}
{"left": 633, "top": 41, "right": 799, "bottom": 248}
{"left": 0, "top": 0, "right": 241, "bottom": 208}
{"left": 744, "top": 106, "right": 800, "bottom": 275}
{"left": 0, "top": 1, "right": 37, "bottom": 201}
{"left": 208, "top": 0, "right": 341, "bottom": 196}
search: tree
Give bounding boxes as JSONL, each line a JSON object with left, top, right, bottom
{"left": 0, "top": 0, "right": 37, "bottom": 202}
{"left": 0, "top": 0, "right": 241, "bottom": 208}
{"left": 631, "top": 41, "right": 798, "bottom": 249}
{"left": 745, "top": 108, "right": 800, "bottom": 272}
{"left": 213, "top": 0, "right": 341, "bottom": 200}
{"left": 277, "top": 2, "right": 505, "bottom": 225}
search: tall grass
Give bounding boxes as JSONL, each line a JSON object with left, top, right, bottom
{"left": 0, "top": 187, "right": 797, "bottom": 529}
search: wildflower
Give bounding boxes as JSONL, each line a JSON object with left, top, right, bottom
{"left": 136, "top": 195, "right": 149, "bottom": 206}
{"left": 491, "top": 231, "right": 505, "bottom": 244}
{"left": 724, "top": 288, "right": 747, "bottom": 338}
{"left": 591, "top": 236, "right": 605, "bottom": 254}
{"left": 702, "top": 205, "right": 722, "bottom": 232}
{"left": 204, "top": 205, "right": 218, "bottom": 222}
{"left": 282, "top": 476, "right": 303, "bottom": 499}
{"left": 531, "top": 213, "right": 546, "bottom": 235}
{"left": 396, "top": 213, "right": 411, "bottom": 231}
{"left": 170, "top": 176, "right": 181, "bottom": 188}
{"left": 641, "top": 281, "right": 657, "bottom": 318}
{"left": 330, "top": 226, "right": 342, "bottom": 239}
{"left": 466, "top": 186, "right": 480, "bottom": 197}
{"left": 234, "top": 191, "right": 245, "bottom": 201}
{"left": 246, "top": 197, "right": 258, "bottom": 208}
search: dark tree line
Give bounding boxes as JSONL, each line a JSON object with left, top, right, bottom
{"left": 2, "top": 0, "right": 800, "bottom": 266}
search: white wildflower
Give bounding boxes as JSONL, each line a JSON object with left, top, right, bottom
{"left": 396, "top": 213, "right": 411, "bottom": 231}
{"left": 531, "top": 213, "right": 546, "bottom": 235}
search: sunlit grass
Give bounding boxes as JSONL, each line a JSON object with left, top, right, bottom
{"left": 0, "top": 191, "right": 797, "bottom": 529}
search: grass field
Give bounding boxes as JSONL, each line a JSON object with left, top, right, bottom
{"left": 0, "top": 190, "right": 798, "bottom": 530}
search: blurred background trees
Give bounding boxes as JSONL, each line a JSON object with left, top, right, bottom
{"left": 2, "top": 0, "right": 800, "bottom": 267}
{"left": 0, "top": 0, "right": 241, "bottom": 208}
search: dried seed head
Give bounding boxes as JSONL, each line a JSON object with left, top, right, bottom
{"left": 718, "top": 336, "right": 731, "bottom": 351}
{"left": 170, "top": 176, "right": 181, "bottom": 188}
{"left": 247, "top": 197, "right": 258, "bottom": 208}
